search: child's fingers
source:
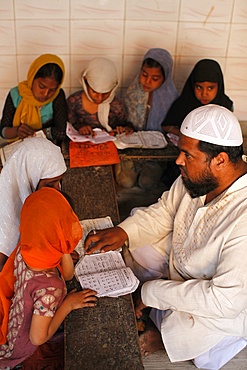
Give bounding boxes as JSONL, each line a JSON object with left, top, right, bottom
{"left": 82, "top": 289, "right": 97, "bottom": 296}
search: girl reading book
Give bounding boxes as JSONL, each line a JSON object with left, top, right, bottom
{"left": 116, "top": 48, "right": 178, "bottom": 190}
{"left": 0, "top": 54, "right": 67, "bottom": 145}
{"left": 67, "top": 57, "right": 133, "bottom": 137}
{"left": 0, "top": 187, "right": 97, "bottom": 369}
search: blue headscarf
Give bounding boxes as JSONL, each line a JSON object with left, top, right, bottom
{"left": 124, "top": 48, "right": 178, "bottom": 131}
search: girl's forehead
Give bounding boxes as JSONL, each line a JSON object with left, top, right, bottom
{"left": 142, "top": 65, "right": 163, "bottom": 75}
{"left": 194, "top": 81, "right": 218, "bottom": 85}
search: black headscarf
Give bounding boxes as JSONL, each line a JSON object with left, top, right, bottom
{"left": 162, "top": 59, "right": 233, "bottom": 128}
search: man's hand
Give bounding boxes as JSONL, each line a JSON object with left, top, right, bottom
{"left": 84, "top": 226, "right": 128, "bottom": 254}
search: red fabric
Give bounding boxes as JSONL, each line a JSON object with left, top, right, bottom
{"left": 19, "top": 187, "right": 82, "bottom": 269}
{"left": 0, "top": 187, "right": 82, "bottom": 345}
{"left": 0, "top": 250, "right": 16, "bottom": 344}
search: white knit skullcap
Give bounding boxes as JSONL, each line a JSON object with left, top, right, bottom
{"left": 180, "top": 104, "right": 243, "bottom": 146}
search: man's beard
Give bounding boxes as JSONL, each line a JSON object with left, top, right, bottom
{"left": 181, "top": 168, "right": 219, "bottom": 198}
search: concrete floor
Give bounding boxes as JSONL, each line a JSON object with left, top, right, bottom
{"left": 142, "top": 347, "right": 247, "bottom": 370}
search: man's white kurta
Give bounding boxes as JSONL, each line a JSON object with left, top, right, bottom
{"left": 120, "top": 175, "right": 247, "bottom": 362}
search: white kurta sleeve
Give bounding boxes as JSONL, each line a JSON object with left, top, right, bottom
{"left": 119, "top": 177, "right": 187, "bottom": 257}
{"left": 141, "top": 215, "right": 247, "bottom": 319}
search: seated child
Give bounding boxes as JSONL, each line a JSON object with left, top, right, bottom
{"left": 162, "top": 58, "right": 233, "bottom": 136}
{"left": 125, "top": 48, "right": 178, "bottom": 132}
{"left": 0, "top": 54, "right": 67, "bottom": 145}
{"left": 67, "top": 57, "right": 133, "bottom": 136}
{"left": 0, "top": 137, "right": 67, "bottom": 272}
{"left": 116, "top": 48, "right": 178, "bottom": 189}
{"left": 0, "top": 187, "right": 97, "bottom": 369}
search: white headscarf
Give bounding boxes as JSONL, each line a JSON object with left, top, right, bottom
{"left": 0, "top": 137, "right": 67, "bottom": 257}
{"left": 80, "top": 57, "right": 119, "bottom": 132}
{"left": 180, "top": 104, "right": 243, "bottom": 146}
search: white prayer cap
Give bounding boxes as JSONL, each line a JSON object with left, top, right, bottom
{"left": 180, "top": 104, "right": 243, "bottom": 146}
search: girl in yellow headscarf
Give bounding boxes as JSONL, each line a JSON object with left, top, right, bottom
{"left": 0, "top": 54, "right": 67, "bottom": 144}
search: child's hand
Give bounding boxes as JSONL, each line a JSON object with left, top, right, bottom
{"left": 78, "top": 126, "right": 95, "bottom": 136}
{"left": 66, "top": 288, "right": 97, "bottom": 310}
{"left": 114, "top": 126, "right": 133, "bottom": 135}
{"left": 17, "top": 123, "right": 36, "bottom": 139}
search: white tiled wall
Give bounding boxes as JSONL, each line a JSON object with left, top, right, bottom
{"left": 0, "top": 0, "right": 247, "bottom": 120}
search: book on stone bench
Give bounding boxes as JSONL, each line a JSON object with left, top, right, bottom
{"left": 75, "top": 250, "right": 139, "bottom": 298}
{"left": 114, "top": 130, "right": 168, "bottom": 149}
{"left": 0, "top": 130, "right": 46, "bottom": 166}
{"left": 66, "top": 122, "right": 116, "bottom": 144}
{"left": 74, "top": 216, "right": 139, "bottom": 297}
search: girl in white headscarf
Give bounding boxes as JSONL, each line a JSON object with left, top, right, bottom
{"left": 0, "top": 137, "right": 66, "bottom": 271}
{"left": 67, "top": 57, "right": 133, "bottom": 136}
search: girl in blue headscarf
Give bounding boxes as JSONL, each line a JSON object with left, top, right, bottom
{"left": 115, "top": 48, "right": 178, "bottom": 190}
{"left": 124, "top": 48, "right": 178, "bottom": 132}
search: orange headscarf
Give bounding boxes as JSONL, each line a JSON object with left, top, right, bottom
{"left": 0, "top": 187, "right": 82, "bottom": 344}
{"left": 13, "top": 54, "right": 65, "bottom": 130}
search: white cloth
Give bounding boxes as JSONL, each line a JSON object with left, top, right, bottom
{"left": 120, "top": 175, "right": 247, "bottom": 362}
{"left": 80, "top": 57, "right": 119, "bottom": 132}
{"left": 150, "top": 308, "right": 246, "bottom": 370}
{"left": 0, "top": 137, "right": 66, "bottom": 257}
{"left": 193, "top": 336, "right": 247, "bottom": 370}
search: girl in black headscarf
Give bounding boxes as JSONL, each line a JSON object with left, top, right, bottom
{"left": 162, "top": 59, "right": 233, "bottom": 136}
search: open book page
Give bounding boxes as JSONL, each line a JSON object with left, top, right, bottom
{"left": 75, "top": 251, "right": 140, "bottom": 297}
{"left": 66, "top": 122, "right": 116, "bottom": 144}
{"left": 0, "top": 130, "right": 46, "bottom": 166}
{"left": 75, "top": 216, "right": 114, "bottom": 257}
{"left": 115, "top": 131, "right": 168, "bottom": 149}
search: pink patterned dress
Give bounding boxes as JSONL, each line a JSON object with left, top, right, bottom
{"left": 0, "top": 249, "right": 66, "bottom": 369}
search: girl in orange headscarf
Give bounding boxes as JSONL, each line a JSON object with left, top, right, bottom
{"left": 0, "top": 54, "right": 67, "bottom": 143}
{"left": 0, "top": 187, "right": 97, "bottom": 369}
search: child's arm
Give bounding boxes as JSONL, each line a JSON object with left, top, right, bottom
{"left": 30, "top": 288, "right": 97, "bottom": 345}
{"left": 60, "top": 253, "right": 74, "bottom": 281}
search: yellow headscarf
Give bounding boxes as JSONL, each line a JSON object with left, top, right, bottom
{"left": 13, "top": 54, "right": 65, "bottom": 130}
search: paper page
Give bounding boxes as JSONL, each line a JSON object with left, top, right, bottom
{"left": 77, "top": 267, "right": 139, "bottom": 297}
{"left": 66, "top": 122, "right": 116, "bottom": 144}
{"left": 114, "top": 132, "right": 143, "bottom": 149}
{"left": 141, "top": 131, "right": 168, "bottom": 148}
{"left": 75, "top": 216, "right": 113, "bottom": 256}
{"left": 75, "top": 250, "right": 126, "bottom": 275}
{"left": 0, "top": 130, "right": 46, "bottom": 166}
{"left": 115, "top": 131, "right": 167, "bottom": 149}
{"left": 75, "top": 251, "right": 139, "bottom": 297}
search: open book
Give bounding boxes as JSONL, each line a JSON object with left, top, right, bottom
{"left": 75, "top": 250, "right": 139, "bottom": 297}
{"left": 66, "top": 122, "right": 116, "bottom": 144}
{"left": 0, "top": 130, "right": 46, "bottom": 166}
{"left": 114, "top": 131, "right": 168, "bottom": 149}
{"left": 74, "top": 216, "right": 139, "bottom": 297}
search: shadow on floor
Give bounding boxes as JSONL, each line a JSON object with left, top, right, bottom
{"left": 117, "top": 183, "right": 168, "bottom": 222}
